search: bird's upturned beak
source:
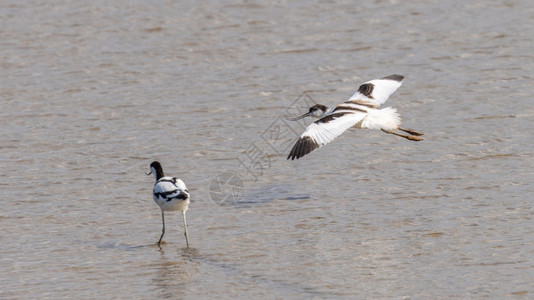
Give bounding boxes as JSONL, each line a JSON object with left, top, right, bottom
{"left": 145, "top": 171, "right": 152, "bottom": 176}
{"left": 287, "top": 112, "right": 311, "bottom": 121}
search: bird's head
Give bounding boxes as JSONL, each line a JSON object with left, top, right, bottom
{"left": 288, "top": 104, "right": 329, "bottom": 121}
{"left": 146, "top": 161, "right": 164, "bottom": 181}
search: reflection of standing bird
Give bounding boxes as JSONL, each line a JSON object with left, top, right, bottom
{"left": 146, "top": 161, "right": 190, "bottom": 247}
{"left": 287, "top": 75, "right": 423, "bottom": 160}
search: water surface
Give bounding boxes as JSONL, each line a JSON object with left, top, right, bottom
{"left": 2, "top": 0, "right": 534, "bottom": 298}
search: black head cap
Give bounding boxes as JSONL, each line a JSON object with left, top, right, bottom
{"left": 309, "top": 104, "right": 328, "bottom": 113}
{"left": 147, "top": 161, "right": 164, "bottom": 180}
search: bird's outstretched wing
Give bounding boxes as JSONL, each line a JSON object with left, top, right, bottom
{"left": 348, "top": 74, "right": 404, "bottom": 107}
{"left": 287, "top": 110, "right": 367, "bottom": 160}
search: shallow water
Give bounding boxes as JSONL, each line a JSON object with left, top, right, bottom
{"left": 2, "top": 0, "right": 534, "bottom": 298}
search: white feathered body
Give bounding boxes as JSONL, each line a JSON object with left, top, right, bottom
{"left": 359, "top": 106, "right": 401, "bottom": 131}
{"left": 153, "top": 176, "right": 190, "bottom": 212}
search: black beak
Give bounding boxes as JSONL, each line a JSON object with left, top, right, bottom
{"left": 287, "top": 112, "right": 311, "bottom": 121}
{"left": 145, "top": 171, "right": 152, "bottom": 176}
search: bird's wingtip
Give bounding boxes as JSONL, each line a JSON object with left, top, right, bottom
{"left": 381, "top": 74, "right": 404, "bottom": 82}
{"left": 287, "top": 136, "right": 319, "bottom": 161}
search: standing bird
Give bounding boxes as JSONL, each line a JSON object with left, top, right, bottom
{"left": 146, "top": 161, "right": 190, "bottom": 247}
{"left": 287, "top": 74, "right": 423, "bottom": 160}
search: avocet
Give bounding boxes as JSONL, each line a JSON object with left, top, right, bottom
{"left": 147, "top": 161, "right": 190, "bottom": 247}
{"left": 287, "top": 75, "right": 423, "bottom": 160}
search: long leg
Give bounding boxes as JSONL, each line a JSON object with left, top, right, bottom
{"left": 382, "top": 129, "right": 423, "bottom": 141}
{"left": 157, "top": 210, "right": 165, "bottom": 246}
{"left": 398, "top": 127, "right": 423, "bottom": 136}
{"left": 182, "top": 211, "right": 190, "bottom": 248}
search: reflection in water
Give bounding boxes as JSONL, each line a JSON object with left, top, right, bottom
{"left": 152, "top": 247, "right": 200, "bottom": 298}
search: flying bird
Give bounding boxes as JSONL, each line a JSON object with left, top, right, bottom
{"left": 287, "top": 74, "right": 423, "bottom": 160}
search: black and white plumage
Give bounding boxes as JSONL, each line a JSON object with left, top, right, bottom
{"left": 287, "top": 75, "right": 423, "bottom": 160}
{"left": 146, "top": 161, "right": 190, "bottom": 247}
